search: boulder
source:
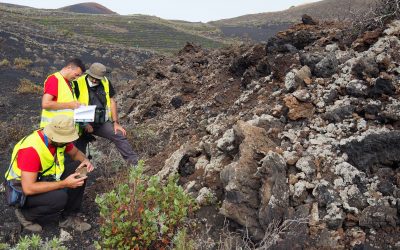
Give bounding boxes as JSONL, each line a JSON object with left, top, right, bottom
{"left": 302, "top": 14, "right": 318, "bottom": 25}
{"left": 157, "top": 144, "right": 200, "bottom": 180}
{"left": 340, "top": 131, "right": 400, "bottom": 172}
{"left": 312, "top": 181, "right": 340, "bottom": 207}
{"left": 257, "top": 152, "right": 290, "bottom": 230}
{"left": 284, "top": 95, "right": 315, "bottom": 120}
{"left": 220, "top": 121, "right": 276, "bottom": 240}
{"left": 359, "top": 206, "right": 397, "bottom": 228}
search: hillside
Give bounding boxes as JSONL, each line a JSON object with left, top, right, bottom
{"left": 2, "top": 15, "right": 400, "bottom": 248}
{"left": 0, "top": 3, "right": 227, "bottom": 54}
{"left": 2, "top": 1, "right": 400, "bottom": 249}
{"left": 59, "top": 2, "right": 117, "bottom": 15}
{"left": 211, "top": 0, "right": 377, "bottom": 41}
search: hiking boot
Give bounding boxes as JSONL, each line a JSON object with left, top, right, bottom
{"left": 14, "top": 209, "right": 42, "bottom": 232}
{"left": 59, "top": 215, "right": 91, "bottom": 232}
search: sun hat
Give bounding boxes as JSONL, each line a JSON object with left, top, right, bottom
{"left": 86, "top": 62, "right": 106, "bottom": 80}
{"left": 43, "top": 115, "right": 78, "bottom": 143}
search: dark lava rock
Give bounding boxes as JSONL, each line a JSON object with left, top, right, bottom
{"left": 352, "top": 56, "right": 380, "bottom": 79}
{"left": 323, "top": 105, "right": 355, "bottom": 123}
{"left": 341, "top": 131, "right": 400, "bottom": 172}
{"left": 313, "top": 183, "right": 340, "bottom": 207}
{"left": 314, "top": 53, "right": 338, "bottom": 78}
{"left": 302, "top": 14, "right": 318, "bottom": 25}
{"left": 346, "top": 80, "right": 368, "bottom": 97}
{"left": 357, "top": 102, "right": 382, "bottom": 120}
{"left": 368, "top": 77, "right": 395, "bottom": 98}
{"left": 155, "top": 71, "right": 167, "bottom": 80}
{"left": 377, "top": 180, "right": 394, "bottom": 196}
{"left": 178, "top": 157, "right": 196, "bottom": 177}
{"left": 267, "top": 28, "right": 317, "bottom": 52}
{"left": 300, "top": 52, "right": 324, "bottom": 74}
{"left": 178, "top": 42, "right": 202, "bottom": 55}
{"left": 170, "top": 96, "right": 184, "bottom": 109}
{"left": 230, "top": 44, "right": 266, "bottom": 77}
{"left": 359, "top": 205, "right": 397, "bottom": 228}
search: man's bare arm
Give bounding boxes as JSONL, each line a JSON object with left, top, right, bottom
{"left": 42, "top": 93, "right": 80, "bottom": 110}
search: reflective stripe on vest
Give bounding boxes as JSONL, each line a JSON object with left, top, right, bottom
{"left": 40, "top": 72, "right": 75, "bottom": 128}
{"left": 75, "top": 74, "right": 112, "bottom": 121}
{"left": 5, "top": 130, "right": 65, "bottom": 181}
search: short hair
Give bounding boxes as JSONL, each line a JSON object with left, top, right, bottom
{"left": 66, "top": 58, "right": 86, "bottom": 72}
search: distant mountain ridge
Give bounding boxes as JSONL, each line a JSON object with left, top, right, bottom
{"left": 59, "top": 2, "right": 117, "bottom": 15}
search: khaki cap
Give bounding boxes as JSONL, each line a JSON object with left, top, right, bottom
{"left": 43, "top": 115, "right": 78, "bottom": 143}
{"left": 86, "top": 62, "right": 106, "bottom": 80}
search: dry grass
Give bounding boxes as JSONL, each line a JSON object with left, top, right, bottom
{"left": 216, "top": 217, "right": 309, "bottom": 250}
{"left": 13, "top": 57, "right": 32, "bottom": 69}
{"left": 16, "top": 78, "right": 43, "bottom": 94}
{"left": 128, "top": 125, "right": 160, "bottom": 157}
{"left": 0, "top": 119, "right": 32, "bottom": 154}
{"left": 346, "top": 0, "right": 400, "bottom": 42}
{"left": 29, "top": 70, "right": 42, "bottom": 78}
{"left": 0, "top": 58, "right": 10, "bottom": 67}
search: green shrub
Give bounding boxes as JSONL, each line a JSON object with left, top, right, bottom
{"left": 95, "top": 161, "right": 196, "bottom": 249}
{"left": 13, "top": 58, "right": 32, "bottom": 69}
{"left": 10, "top": 234, "right": 67, "bottom": 250}
{"left": 172, "top": 228, "right": 195, "bottom": 250}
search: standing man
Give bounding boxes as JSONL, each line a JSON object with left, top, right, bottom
{"left": 72, "top": 62, "right": 138, "bottom": 165}
{"left": 40, "top": 58, "right": 85, "bottom": 128}
{"left": 5, "top": 115, "right": 94, "bottom": 232}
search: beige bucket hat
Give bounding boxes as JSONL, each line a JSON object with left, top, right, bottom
{"left": 43, "top": 115, "right": 78, "bottom": 143}
{"left": 86, "top": 62, "right": 106, "bottom": 80}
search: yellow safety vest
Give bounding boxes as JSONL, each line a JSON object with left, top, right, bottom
{"left": 5, "top": 130, "right": 66, "bottom": 181}
{"left": 40, "top": 72, "right": 76, "bottom": 128}
{"left": 74, "top": 74, "right": 112, "bottom": 121}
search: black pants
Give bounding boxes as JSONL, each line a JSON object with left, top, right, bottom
{"left": 21, "top": 162, "right": 84, "bottom": 221}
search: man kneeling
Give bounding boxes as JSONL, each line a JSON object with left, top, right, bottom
{"left": 5, "top": 115, "right": 94, "bottom": 232}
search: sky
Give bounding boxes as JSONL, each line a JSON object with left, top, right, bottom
{"left": 0, "top": 0, "right": 321, "bottom": 22}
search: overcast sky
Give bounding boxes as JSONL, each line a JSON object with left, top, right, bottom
{"left": 0, "top": 0, "right": 321, "bottom": 22}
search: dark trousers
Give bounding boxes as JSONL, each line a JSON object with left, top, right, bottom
{"left": 21, "top": 159, "right": 86, "bottom": 221}
{"left": 21, "top": 186, "right": 79, "bottom": 222}
{"left": 76, "top": 121, "right": 139, "bottom": 165}
{"left": 47, "top": 121, "right": 139, "bottom": 218}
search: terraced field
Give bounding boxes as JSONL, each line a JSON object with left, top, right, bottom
{"left": 0, "top": 5, "right": 228, "bottom": 53}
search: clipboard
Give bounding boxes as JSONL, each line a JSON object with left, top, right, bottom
{"left": 74, "top": 105, "right": 96, "bottom": 122}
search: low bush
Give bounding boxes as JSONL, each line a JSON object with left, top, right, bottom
{"left": 95, "top": 161, "right": 197, "bottom": 249}
{"left": 13, "top": 58, "right": 32, "bottom": 69}
{"left": 16, "top": 78, "right": 43, "bottom": 94}
{"left": 6, "top": 234, "right": 67, "bottom": 250}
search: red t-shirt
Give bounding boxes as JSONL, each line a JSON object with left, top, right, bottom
{"left": 17, "top": 131, "right": 74, "bottom": 172}
{"left": 43, "top": 75, "right": 72, "bottom": 101}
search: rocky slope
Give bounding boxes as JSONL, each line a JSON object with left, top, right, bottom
{"left": 115, "top": 19, "right": 400, "bottom": 248}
